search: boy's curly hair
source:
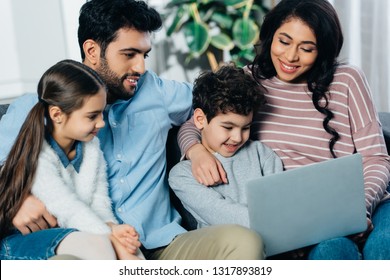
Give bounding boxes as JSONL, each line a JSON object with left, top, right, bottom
{"left": 192, "top": 64, "right": 266, "bottom": 122}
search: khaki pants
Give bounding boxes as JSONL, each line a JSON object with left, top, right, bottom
{"left": 144, "top": 224, "right": 265, "bottom": 260}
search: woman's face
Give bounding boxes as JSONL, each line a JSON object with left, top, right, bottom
{"left": 270, "top": 17, "right": 318, "bottom": 83}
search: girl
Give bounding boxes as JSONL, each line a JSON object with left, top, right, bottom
{"left": 0, "top": 59, "right": 143, "bottom": 260}
{"left": 178, "top": 0, "right": 390, "bottom": 259}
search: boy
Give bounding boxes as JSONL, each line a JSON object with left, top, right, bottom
{"left": 169, "top": 65, "right": 283, "bottom": 229}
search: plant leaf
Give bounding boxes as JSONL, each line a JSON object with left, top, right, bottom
{"left": 215, "top": 0, "right": 247, "bottom": 7}
{"left": 183, "top": 21, "right": 211, "bottom": 57}
{"left": 232, "top": 18, "right": 259, "bottom": 49}
{"left": 166, "top": 6, "right": 190, "bottom": 36}
{"left": 210, "top": 33, "right": 234, "bottom": 50}
{"left": 165, "top": 0, "right": 197, "bottom": 9}
{"left": 210, "top": 12, "right": 234, "bottom": 30}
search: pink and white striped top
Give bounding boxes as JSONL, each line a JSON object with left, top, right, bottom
{"left": 179, "top": 64, "right": 390, "bottom": 218}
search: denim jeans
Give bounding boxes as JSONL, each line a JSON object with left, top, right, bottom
{"left": 0, "top": 228, "right": 75, "bottom": 260}
{"left": 308, "top": 200, "right": 390, "bottom": 260}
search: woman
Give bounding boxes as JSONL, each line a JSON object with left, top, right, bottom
{"left": 178, "top": 0, "right": 390, "bottom": 259}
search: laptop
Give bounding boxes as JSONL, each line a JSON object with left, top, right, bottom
{"left": 246, "top": 153, "right": 367, "bottom": 257}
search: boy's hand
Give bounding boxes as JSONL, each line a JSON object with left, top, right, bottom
{"left": 12, "top": 195, "right": 57, "bottom": 234}
{"left": 187, "top": 143, "right": 228, "bottom": 186}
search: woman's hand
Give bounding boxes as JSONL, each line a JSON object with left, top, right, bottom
{"left": 187, "top": 143, "right": 228, "bottom": 186}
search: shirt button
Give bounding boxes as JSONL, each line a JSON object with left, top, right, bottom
{"left": 120, "top": 178, "right": 125, "bottom": 184}
{"left": 112, "top": 122, "right": 117, "bottom": 127}
{"left": 117, "top": 154, "right": 122, "bottom": 159}
{"left": 117, "top": 208, "right": 122, "bottom": 213}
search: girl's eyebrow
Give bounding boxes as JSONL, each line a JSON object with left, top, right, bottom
{"left": 86, "top": 110, "right": 103, "bottom": 115}
{"left": 279, "top": 32, "right": 317, "bottom": 46}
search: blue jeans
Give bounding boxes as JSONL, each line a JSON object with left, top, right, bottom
{"left": 308, "top": 200, "right": 390, "bottom": 260}
{"left": 0, "top": 228, "right": 75, "bottom": 260}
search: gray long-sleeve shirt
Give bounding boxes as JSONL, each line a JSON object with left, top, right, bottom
{"left": 169, "top": 141, "right": 283, "bottom": 228}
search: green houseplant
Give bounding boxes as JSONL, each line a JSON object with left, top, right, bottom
{"left": 163, "top": 0, "right": 269, "bottom": 70}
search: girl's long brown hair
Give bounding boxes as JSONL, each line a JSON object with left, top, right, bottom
{"left": 0, "top": 59, "right": 105, "bottom": 239}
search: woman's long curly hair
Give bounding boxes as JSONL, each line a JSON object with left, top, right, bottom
{"left": 249, "top": 0, "right": 344, "bottom": 157}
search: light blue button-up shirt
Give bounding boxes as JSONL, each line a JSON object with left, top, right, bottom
{"left": 0, "top": 70, "right": 193, "bottom": 249}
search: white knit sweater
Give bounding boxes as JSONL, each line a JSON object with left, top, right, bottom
{"left": 32, "top": 137, "right": 117, "bottom": 234}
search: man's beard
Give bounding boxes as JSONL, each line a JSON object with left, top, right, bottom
{"left": 96, "top": 57, "right": 136, "bottom": 103}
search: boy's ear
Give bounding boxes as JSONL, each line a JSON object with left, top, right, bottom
{"left": 193, "top": 108, "right": 207, "bottom": 129}
{"left": 83, "top": 39, "right": 101, "bottom": 66}
{"left": 49, "top": 106, "right": 64, "bottom": 124}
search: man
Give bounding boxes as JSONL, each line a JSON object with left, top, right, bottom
{"left": 0, "top": 0, "right": 263, "bottom": 259}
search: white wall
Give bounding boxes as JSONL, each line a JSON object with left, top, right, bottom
{"left": 0, "top": 0, "right": 84, "bottom": 104}
{"left": 0, "top": 0, "right": 193, "bottom": 104}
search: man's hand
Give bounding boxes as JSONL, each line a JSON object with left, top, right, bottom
{"left": 12, "top": 195, "right": 57, "bottom": 234}
{"left": 187, "top": 143, "right": 228, "bottom": 186}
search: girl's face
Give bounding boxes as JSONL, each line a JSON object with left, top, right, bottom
{"left": 54, "top": 88, "right": 107, "bottom": 149}
{"left": 270, "top": 17, "right": 318, "bottom": 83}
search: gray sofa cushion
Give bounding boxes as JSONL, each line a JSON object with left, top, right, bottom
{"left": 379, "top": 112, "right": 390, "bottom": 153}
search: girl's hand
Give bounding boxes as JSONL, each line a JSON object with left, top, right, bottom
{"left": 109, "top": 234, "right": 142, "bottom": 260}
{"left": 111, "top": 224, "right": 141, "bottom": 254}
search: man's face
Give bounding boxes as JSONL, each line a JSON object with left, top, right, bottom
{"left": 95, "top": 28, "right": 152, "bottom": 102}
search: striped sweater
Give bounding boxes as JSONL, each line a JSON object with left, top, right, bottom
{"left": 178, "top": 65, "right": 390, "bottom": 219}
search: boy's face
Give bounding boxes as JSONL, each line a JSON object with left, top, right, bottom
{"left": 194, "top": 109, "right": 253, "bottom": 157}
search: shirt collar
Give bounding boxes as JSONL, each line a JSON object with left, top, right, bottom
{"left": 46, "top": 135, "right": 83, "bottom": 173}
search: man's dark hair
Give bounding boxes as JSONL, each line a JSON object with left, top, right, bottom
{"left": 193, "top": 64, "right": 266, "bottom": 122}
{"left": 78, "top": 0, "right": 162, "bottom": 60}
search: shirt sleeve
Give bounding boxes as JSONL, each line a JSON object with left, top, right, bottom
{"left": 347, "top": 66, "right": 390, "bottom": 218}
{"left": 177, "top": 117, "right": 201, "bottom": 157}
{"left": 152, "top": 71, "right": 193, "bottom": 126}
{"left": 0, "top": 94, "right": 38, "bottom": 163}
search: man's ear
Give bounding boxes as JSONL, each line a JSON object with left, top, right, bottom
{"left": 83, "top": 39, "right": 101, "bottom": 66}
{"left": 48, "top": 106, "right": 64, "bottom": 125}
{"left": 193, "top": 108, "right": 207, "bottom": 130}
